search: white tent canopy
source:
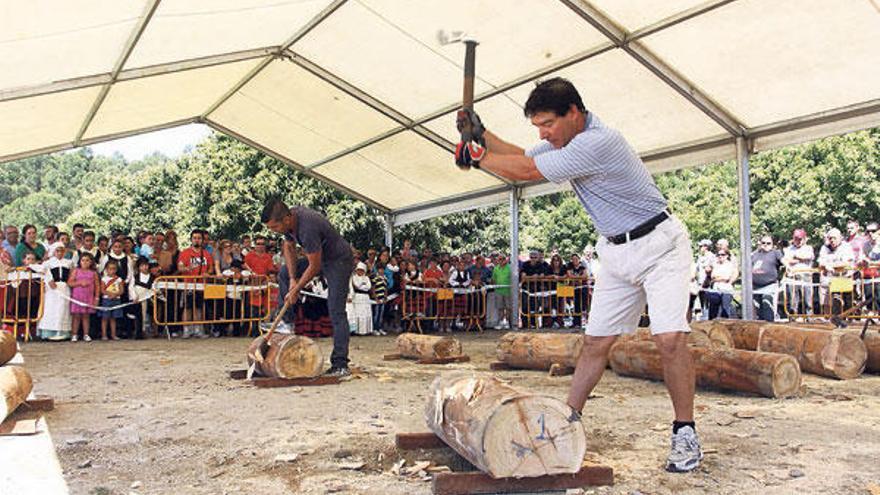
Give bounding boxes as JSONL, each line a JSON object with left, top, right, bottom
{"left": 2, "top": 0, "right": 880, "bottom": 225}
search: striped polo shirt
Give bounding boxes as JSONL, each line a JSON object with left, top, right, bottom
{"left": 528, "top": 113, "right": 667, "bottom": 237}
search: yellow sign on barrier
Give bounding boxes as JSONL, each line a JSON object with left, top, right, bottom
{"left": 203, "top": 284, "right": 227, "bottom": 299}
{"left": 436, "top": 288, "right": 454, "bottom": 300}
{"left": 829, "top": 277, "right": 854, "bottom": 293}
{"left": 556, "top": 284, "right": 575, "bottom": 298}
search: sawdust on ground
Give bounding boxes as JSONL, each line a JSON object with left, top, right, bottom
{"left": 20, "top": 331, "right": 880, "bottom": 495}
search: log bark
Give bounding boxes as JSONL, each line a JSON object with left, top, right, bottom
{"left": 618, "top": 327, "right": 733, "bottom": 349}
{"left": 247, "top": 334, "right": 323, "bottom": 379}
{"left": 396, "top": 333, "right": 462, "bottom": 359}
{"left": 0, "top": 332, "right": 16, "bottom": 366}
{"left": 1, "top": 365, "right": 33, "bottom": 422}
{"left": 691, "top": 320, "right": 867, "bottom": 379}
{"left": 425, "top": 372, "right": 587, "bottom": 479}
{"left": 609, "top": 341, "right": 801, "bottom": 398}
{"left": 495, "top": 332, "right": 583, "bottom": 370}
{"left": 690, "top": 319, "right": 760, "bottom": 350}
{"left": 782, "top": 323, "right": 880, "bottom": 374}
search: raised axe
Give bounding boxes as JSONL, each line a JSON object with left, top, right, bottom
{"left": 437, "top": 30, "right": 481, "bottom": 150}
{"left": 246, "top": 298, "right": 293, "bottom": 380}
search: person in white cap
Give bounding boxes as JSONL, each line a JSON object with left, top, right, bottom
{"left": 37, "top": 242, "right": 73, "bottom": 340}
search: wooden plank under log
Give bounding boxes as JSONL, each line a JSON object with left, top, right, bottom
{"left": 384, "top": 353, "right": 471, "bottom": 365}
{"left": 425, "top": 372, "right": 587, "bottom": 479}
{"left": 23, "top": 396, "right": 54, "bottom": 412}
{"left": 395, "top": 431, "right": 449, "bottom": 450}
{"left": 609, "top": 340, "right": 802, "bottom": 398}
{"left": 431, "top": 463, "right": 614, "bottom": 495}
{"left": 251, "top": 375, "right": 341, "bottom": 388}
{"left": 691, "top": 319, "right": 867, "bottom": 379}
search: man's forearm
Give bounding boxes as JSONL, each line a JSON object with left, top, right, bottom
{"left": 479, "top": 152, "right": 544, "bottom": 182}
{"left": 484, "top": 130, "right": 525, "bottom": 156}
{"left": 283, "top": 241, "right": 296, "bottom": 284}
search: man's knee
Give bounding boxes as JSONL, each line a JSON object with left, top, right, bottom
{"left": 652, "top": 331, "right": 688, "bottom": 356}
{"left": 581, "top": 335, "right": 617, "bottom": 357}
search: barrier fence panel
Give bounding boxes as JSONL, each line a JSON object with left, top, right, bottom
{"left": 1, "top": 269, "right": 44, "bottom": 341}
{"left": 401, "top": 281, "right": 486, "bottom": 333}
{"left": 782, "top": 264, "right": 880, "bottom": 321}
{"left": 519, "top": 276, "right": 593, "bottom": 329}
{"left": 152, "top": 275, "right": 272, "bottom": 334}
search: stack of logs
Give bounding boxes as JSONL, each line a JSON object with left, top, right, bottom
{"left": 494, "top": 320, "right": 871, "bottom": 399}
{"left": 1, "top": 332, "right": 33, "bottom": 422}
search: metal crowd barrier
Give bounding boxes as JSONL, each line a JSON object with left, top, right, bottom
{"left": 1, "top": 269, "right": 44, "bottom": 341}
{"left": 519, "top": 275, "right": 592, "bottom": 329}
{"left": 152, "top": 275, "right": 272, "bottom": 332}
{"left": 782, "top": 265, "right": 880, "bottom": 320}
{"left": 401, "top": 280, "right": 486, "bottom": 333}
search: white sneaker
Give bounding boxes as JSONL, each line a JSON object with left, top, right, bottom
{"left": 70, "top": 335, "right": 78, "bottom": 342}
{"left": 84, "top": 335, "right": 92, "bottom": 342}
{"left": 666, "top": 426, "right": 703, "bottom": 473}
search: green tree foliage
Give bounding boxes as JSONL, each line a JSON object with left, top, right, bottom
{"left": 1, "top": 128, "right": 878, "bottom": 257}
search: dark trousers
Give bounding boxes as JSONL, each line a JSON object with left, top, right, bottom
{"left": 753, "top": 293, "right": 775, "bottom": 322}
{"left": 279, "top": 256, "right": 353, "bottom": 368}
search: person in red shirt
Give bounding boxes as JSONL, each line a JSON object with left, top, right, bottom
{"left": 244, "top": 235, "right": 277, "bottom": 316}
{"left": 176, "top": 229, "right": 214, "bottom": 338}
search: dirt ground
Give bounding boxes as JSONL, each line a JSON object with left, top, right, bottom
{"left": 20, "top": 330, "right": 880, "bottom": 495}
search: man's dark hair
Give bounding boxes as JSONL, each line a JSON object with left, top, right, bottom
{"left": 261, "top": 198, "right": 290, "bottom": 223}
{"left": 190, "top": 229, "right": 202, "bottom": 239}
{"left": 72, "top": 223, "right": 85, "bottom": 231}
{"left": 254, "top": 235, "right": 267, "bottom": 242}
{"left": 97, "top": 235, "right": 109, "bottom": 244}
{"left": 523, "top": 77, "right": 586, "bottom": 118}
{"left": 83, "top": 231, "right": 95, "bottom": 240}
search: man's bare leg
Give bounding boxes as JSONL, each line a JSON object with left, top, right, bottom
{"left": 566, "top": 335, "right": 618, "bottom": 412}
{"left": 652, "top": 331, "right": 694, "bottom": 421}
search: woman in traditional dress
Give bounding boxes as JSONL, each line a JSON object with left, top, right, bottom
{"left": 347, "top": 262, "right": 373, "bottom": 335}
{"left": 37, "top": 242, "right": 73, "bottom": 340}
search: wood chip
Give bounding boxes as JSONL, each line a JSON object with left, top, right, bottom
{"left": 273, "top": 454, "right": 299, "bottom": 463}
{"left": 715, "top": 416, "right": 736, "bottom": 426}
{"left": 866, "top": 483, "right": 880, "bottom": 495}
{"left": 338, "top": 461, "right": 365, "bottom": 471}
{"left": 734, "top": 411, "right": 758, "bottom": 419}
{"left": 405, "top": 461, "right": 431, "bottom": 476}
{"left": 390, "top": 459, "right": 406, "bottom": 475}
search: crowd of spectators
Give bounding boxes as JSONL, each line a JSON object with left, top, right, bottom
{"left": 693, "top": 220, "right": 880, "bottom": 322}
{"left": 4, "top": 217, "right": 877, "bottom": 341}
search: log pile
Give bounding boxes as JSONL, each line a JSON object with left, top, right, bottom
{"left": 246, "top": 334, "right": 323, "bottom": 379}
{"left": 396, "top": 333, "right": 463, "bottom": 360}
{"left": 425, "top": 372, "right": 587, "bottom": 479}
{"left": 495, "top": 332, "right": 583, "bottom": 370}
{"left": 692, "top": 320, "right": 867, "bottom": 379}
{"left": 618, "top": 326, "right": 734, "bottom": 349}
{"left": 609, "top": 340, "right": 801, "bottom": 398}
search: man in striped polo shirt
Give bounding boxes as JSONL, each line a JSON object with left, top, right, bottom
{"left": 455, "top": 77, "right": 701, "bottom": 472}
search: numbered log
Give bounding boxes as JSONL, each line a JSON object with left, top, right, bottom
{"left": 495, "top": 332, "right": 583, "bottom": 370}
{"left": 425, "top": 372, "right": 587, "bottom": 479}
{"left": 247, "top": 334, "right": 323, "bottom": 379}
{"left": 609, "top": 341, "right": 801, "bottom": 398}
{"left": 1, "top": 365, "right": 33, "bottom": 422}
{"left": 691, "top": 320, "right": 867, "bottom": 379}
{"left": 396, "top": 333, "right": 462, "bottom": 360}
{"left": 0, "top": 332, "right": 16, "bottom": 366}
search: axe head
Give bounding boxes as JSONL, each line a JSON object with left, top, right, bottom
{"left": 436, "top": 29, "right": 478, "bottom": 46}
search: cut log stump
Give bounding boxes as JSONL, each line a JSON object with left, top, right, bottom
{"left": 0, "top": 332, "right": 16, "bottom": 366}
{"left": 246, "top": 334, "right": 323, "bottom": 379}
{"left": 1, "top": 365, "right": 33, "bottom": 423}
{"left": 425, "top": 372, "right": 587, "bottom": 479}
{"left": 609, "top": 340, "right": 802, "bottom": 398}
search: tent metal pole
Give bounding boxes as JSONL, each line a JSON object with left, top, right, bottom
{"left": 510, "top": 187, "right": 521, "bottom": 329}
{"left": 384, "top": 214, "right": 394, "bottom": 250}
{"left": 736, "top": 137, "right": 755, "bottom": 320}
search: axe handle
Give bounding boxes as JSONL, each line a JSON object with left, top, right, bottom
{"left": 264, "top": 298, "right": 292, "bottom": 343}
{"left": 462, "top": 40, "right": 477, "bottom": 110}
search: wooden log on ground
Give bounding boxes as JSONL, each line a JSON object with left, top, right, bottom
{"left": 782, "top": 322, "right": 880, "bottom": 374}
{"left": 495, "top": 332, "right": 583, "bottom": 370}
{"left": 609, "top": 340, "right": 801, "bottom": 398}
{"left": 691, "top": 320, "right": 867, "bottom": 379}
{"left": 1, "top": 366, "right": 33, "bottom": 422}
{"left": 618, "top": 327, "right": 733, "bottom": 349}
{"left": 425, "top": 372, "right": 587, "bottom": 479}
{"left": 691, "top": 319, "right": 760, "bottom": 350}
{"left": 0, "top": 332, "right": 16, "bottom": 366}
{"left": 246, "top": 334, "right": 323, "bottom": 379}
{"left": 396, "top": 333, "right": 462, "bottom": 360}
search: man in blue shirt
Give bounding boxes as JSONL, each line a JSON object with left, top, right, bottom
{"left": 455, "top": 77, "right": 700, "bottom": 472}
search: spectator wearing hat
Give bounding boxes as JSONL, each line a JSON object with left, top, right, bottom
{"left": 348, "top": 261, "right": 373, "bottom": 335}
{"left": 818, "top": 228, "right": 855, "bottom": 311}
{"left": 751, "top": 235, "right": 784, "bottom": 322}
{"left": 694, "top": 239, "right": 715, "bottom": 319}
{"left": 782, "top": 228, "right": 816, "bottom": 316}
{"left": 707, "top": 248, "right": 737, "bottom": 319}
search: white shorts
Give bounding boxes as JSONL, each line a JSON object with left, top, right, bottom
{"left": 586, "top": 215, "right": 692, "bottom": 337}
